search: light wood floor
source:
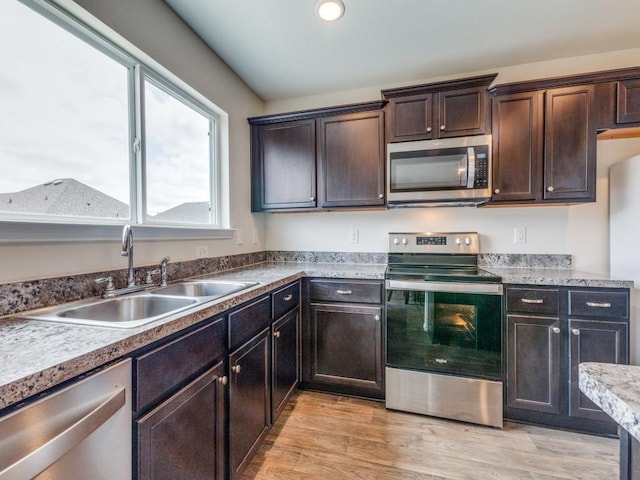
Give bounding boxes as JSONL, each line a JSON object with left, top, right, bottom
{"left": 241, "top": 391, "right": 619, "bottom": 480}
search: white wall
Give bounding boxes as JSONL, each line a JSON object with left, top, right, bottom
{"left": 264, "top": 50, "right": 640, "bottom": 275}
{"left": 0, "top": 0, "right": 266, "bottom": 283}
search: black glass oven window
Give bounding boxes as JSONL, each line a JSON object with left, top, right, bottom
{"left": 386, "top": 290, "right": 502, "bottom": 380}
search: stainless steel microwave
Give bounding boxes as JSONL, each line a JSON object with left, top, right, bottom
{"left": 386, "top": 135, "right": 492, "bottom": 207}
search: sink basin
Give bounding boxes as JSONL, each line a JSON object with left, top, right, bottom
{"left": 22, "top": 294, "right": 199, "bottom": 329}
{"left": 150, "top": 280, "right": 258, "bottom": 299}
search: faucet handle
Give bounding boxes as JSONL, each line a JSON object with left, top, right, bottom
{"left": 95, "top": 277, "right": 115, "bottom": 297}
{"left": 146, "top": 269, "right": 161, "bottom": 285}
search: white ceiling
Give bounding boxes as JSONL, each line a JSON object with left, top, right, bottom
{"left": 164, "top": 0, "right": 640, "bottom": 101}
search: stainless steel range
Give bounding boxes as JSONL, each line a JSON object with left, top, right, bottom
{"left": 385, "top": 232, "right": 504, "bottom": 427}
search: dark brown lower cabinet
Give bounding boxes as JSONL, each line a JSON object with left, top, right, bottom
{"left": 229, "top": 329, "right": 271, "bottom": 480}
{"left": 271, "top": 309, "right": 300, "bottom": 421}
{"left": 506, "top": 314, "right": 560, "bottom": 414}
{"left": 307, "top": 302, "right": 383, "bottom": 399}
{"left": 136, "top": 361, "right": 227, "bottom": 480}
{"left": 504, "top": 285, "right": 629, "bottom": 435}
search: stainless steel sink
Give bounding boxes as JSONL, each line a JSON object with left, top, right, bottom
{"left": 21, "top": 294, "right": 199, "bottom": 329}
{"left": 150, "top": 280, "right": 258, "bottom": 299}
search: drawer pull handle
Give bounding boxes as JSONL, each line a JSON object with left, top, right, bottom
{"left": 218, "top": 376, "right": 228, "bottom": 385}
{"left": 572, "top": 328, "right": 581, "bottom": 336}
{"left": 283, "top": 294, "right": 293, "bottom": 302}
{"left": 586, "top": 301, "right": 612, "bottom": 308}
{"left": 551, "top": 327, "right": 560, "bottom": 334}
{"left": 435, "top": 358, "right": 448, "bottom": 364}
{"left": 273, "top": 331, "right": 281, "bottom": 338}
{"left": 521, "top": 298, "right": 544, "bottom": 304}
{"left": 231, "top": 365, "right": 241, "bottom": 374}
{"left": 374, "top": 315, "right": 380, "bottom": 321}
{"left": 336, "top": 289, "right": 352, "bottom": 295}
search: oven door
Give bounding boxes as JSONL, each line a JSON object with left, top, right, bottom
{"left": 386, "top": 280, "right": 503, "bottom": 381}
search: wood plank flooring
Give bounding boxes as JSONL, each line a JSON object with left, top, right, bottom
{"left": 240, "top": 391, "right": 619, "bottom": 480}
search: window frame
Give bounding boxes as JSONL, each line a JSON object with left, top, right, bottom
{"left": 0, "top": 0, "right": 232, "bottom": 242}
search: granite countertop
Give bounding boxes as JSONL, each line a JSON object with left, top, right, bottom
{"left": 0, "top": 262, "right": 386, "bottom": 411}
{"left": 483, "top": 267, "right": 634, "bottom": 289}
{"left": 579, "top": 362, "right": 640, "bottom": 441}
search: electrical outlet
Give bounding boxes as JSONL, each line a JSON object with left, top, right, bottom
{"left": 236, "top": 229, "right": 244, "bottom": 245}
{"left": 252, "top": 229, "right": 259, "bottom": 244}
{"left": 196, "top": 246, "right": 209, "bottom": 258}
{"left": 348, "top": 228, "right": 359, "bottom": 244}
{"left": 514, "top": 227, "right": 527, "bottom": 244}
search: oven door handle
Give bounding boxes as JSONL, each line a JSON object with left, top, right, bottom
{"left": 386, "top": 279, "right": 503, "bottom": 295}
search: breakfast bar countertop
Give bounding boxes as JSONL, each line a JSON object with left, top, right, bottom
{"left": 579, "top": 362, "right": 640, "bottom": 441}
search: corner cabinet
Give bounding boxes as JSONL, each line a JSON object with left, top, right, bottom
{"left": 381, "top": 73, "right": 497, "bottom": 142}
{"left": 490, "top": 84, "right": 596, "bottom": 205}
{"left": 302, "top": 278, "right": 384, "bottom": 399}
{"left": 249, "top": 101, "right": 385, "bottom": 212}
{"left": 504, "top": 285, "right": 629, "bottom": 435}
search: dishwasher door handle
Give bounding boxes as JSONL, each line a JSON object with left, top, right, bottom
{"left": 0, "top": 387, "right": 126, "bottom": 480}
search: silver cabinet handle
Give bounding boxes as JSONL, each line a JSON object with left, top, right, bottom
{"left": 283, "top": 294, "right": 293, "bottom": 302}
{"left": 440, "top": 125, "right": 446, "bottom": 131}
{"left": 0, "top": 387, "right": 125, "bottom": 480}
{"left": 586, "top": 301, "right": 612, "bottom": 308}
{"left": 521, "top": 298, "right": 544, "bottom": 304}
{"left": 218, "top": 376, "right": 228, "bottom": 386}
{"left": 426, "top": 127, "right": 432, "bottom": 133}
{"left": 572, "top": 329, "right": 580, "bottom": 336}
{"left": 547, "top": 186, "right": 554, "bottom": 192}
{"left": 310, "top": 196, "right": 315, "bottom": 201}
{"left": 374, "top": 315, "right": 380, "bottom": 321}
{"left": 336, "top": 289, "right": 352, "bottom": 295}
{"left": 273, "top": 331, "right": 281, "bottom": 338}
{"left": 231, "top": 365, "right": 241, "bottom": 374}
{"left": 378, "top": 193, "right": 384, "bottom": 199}
{"left": 494, "top": 189, "right": 500, "bottom": 194}
{"left": 551, "top": 327, "right": 560, "bottom": 334}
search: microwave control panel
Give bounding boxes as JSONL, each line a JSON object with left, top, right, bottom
{"left": 473, "top": 146, "right": 489, "bottom": 189}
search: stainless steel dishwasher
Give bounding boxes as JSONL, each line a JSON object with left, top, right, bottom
{"left": 0, "top": 358, "right": 132, "bottom": 479}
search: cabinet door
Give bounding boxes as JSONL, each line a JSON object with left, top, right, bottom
{"left": 318, "top": 110, "right": 385, "bottom": 208}
{"left": 506, "top": 314, "right": 561, "bottom": 414}
{"left": 386, "top": 93, "right": 434, "bottom": 142}
{"left": 229, "top": 329, "right": 270, "bottom": 480}
{"left": 252, "top": 119, "right": 316, "bottom": 211}
{"left": 272, "top": 309, "right": 300, "bottom": 421}
{"left": 308, "top": 303, "right": 383, "bottom": 398}
{"left": 438, "top": 86, "right": 487, "bottom": 138}
{"left": 491, "top": 91, "right": 543, "bottom": 203}
{"left": 137, "top": 361, "right": 227, "bottom": 480}
{"left": 568, "top": 318, "right": 628, "bottom": 421}
{"left": 617, "top": 79, "right": 640, "bottom": 124}
{"left": 543, "top": 85, "right": 596, "bottom": 202}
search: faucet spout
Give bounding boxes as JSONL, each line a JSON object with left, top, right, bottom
{"left": 121, "top": 224, "right": 135, "bottom": 287}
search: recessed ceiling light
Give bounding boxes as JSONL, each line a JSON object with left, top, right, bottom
{"left": 316, "top": 0, "right": 345, "bottom": 22}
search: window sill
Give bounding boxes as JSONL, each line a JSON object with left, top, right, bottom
{"left": 0, "top": 221, "right": 234, "bottom": 244}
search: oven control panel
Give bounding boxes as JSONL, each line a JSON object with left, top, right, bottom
{"left": 389, "top": 232, "right": 478, "bottom": 254}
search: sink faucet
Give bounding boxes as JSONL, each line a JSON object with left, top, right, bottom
{"left": 160, "top": 256, "right": 170, "bottom": 287}
{"left": 121, "top": 224, "right": 135, "bottom": 287}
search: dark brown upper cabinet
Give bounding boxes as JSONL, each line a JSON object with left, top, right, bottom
{"left": 617, "top": 78, "right": 640, "bottom": 124}
{"left": 317, "top": 109, "right": 385, "bottom": 208}
{"left": 248, "top": 101, "right": 385, "bottom": 212}
{"left": 382, "top": 74, "right": 497, "bottom": 143}
{"left": 490, "top": 81, "right": 596, "bottom": 205}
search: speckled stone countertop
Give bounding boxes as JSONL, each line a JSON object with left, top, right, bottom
{"left": 482, "top": 267, "right": 634, "bottom": 288}
{"left": 579, "top": 362, "right": 640, "bottom": 441}
{"left": 0, "top": 261, "right": 386, "bottom": 411}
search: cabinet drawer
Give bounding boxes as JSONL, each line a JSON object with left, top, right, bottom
{"left": 568, "top": 290, "right": 629, "bottom": 319}
{"left": 273, "top": 282, "right": 300, "bottom": 319}
{"left": 135, "top": 316, "right": 226, "bottom": 412}
{"left": 506, "top": 287, "right": 559, "bottom": 315}
{"left": 309, "top": 279, "right": 382, "bottom": 304}
{"left": 229, "top": 295, "right": 272, "bottom": 350}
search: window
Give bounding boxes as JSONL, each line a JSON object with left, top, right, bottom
{"left": 0, "top": 0, "right": 226, "bottom": 231}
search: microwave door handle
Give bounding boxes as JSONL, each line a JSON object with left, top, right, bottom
{"left": 466, "top": 147, "right": 476, "bottom": 188}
